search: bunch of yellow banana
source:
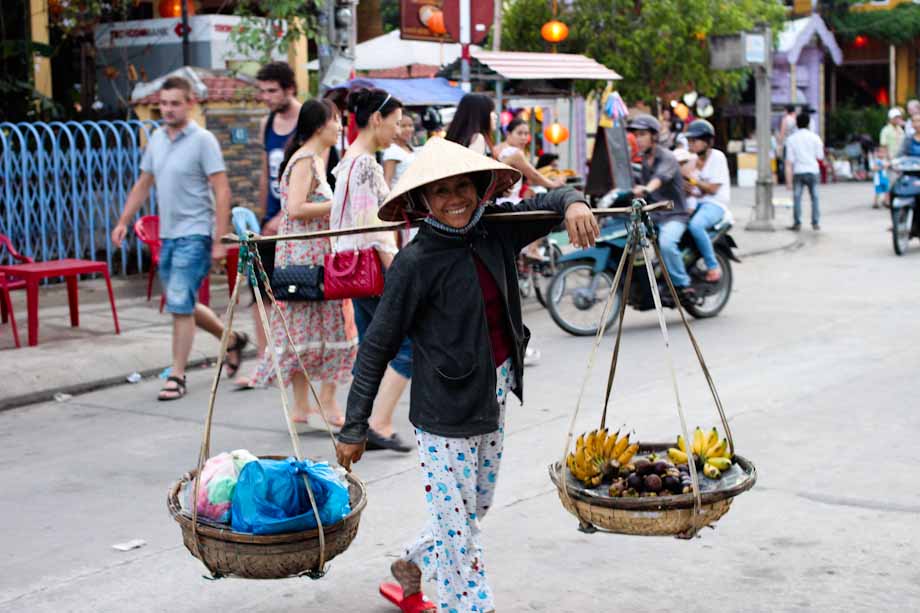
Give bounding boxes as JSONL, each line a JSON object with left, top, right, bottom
{"left": 567, "top": 428, "right": 640, "bottom": 487}
{"left": 666, "top": 427, "right": 733, "bottom": 478}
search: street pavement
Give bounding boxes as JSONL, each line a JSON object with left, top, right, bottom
{"left": 1, "top": 183, "right": 918, "bottom": 612}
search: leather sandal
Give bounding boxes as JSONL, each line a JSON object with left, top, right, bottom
{"left": 157, "top": 375, "right": 187, "bottom": 401}
{"left": 224, "top": 331, "right": 249, "bottom": 378}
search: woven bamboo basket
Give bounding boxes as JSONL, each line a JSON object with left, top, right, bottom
{"left": 167, "top": 456, "right": 368, "bottom": 579}
{"left": 549, "top": 444, "right": 756, "bottom": 537}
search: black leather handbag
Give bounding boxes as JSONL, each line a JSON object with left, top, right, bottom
{"left": 270, "top": 265, "right": 324, "bottom": 301}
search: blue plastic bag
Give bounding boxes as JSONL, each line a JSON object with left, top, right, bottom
{"left": 231, "top": 457, "right": 351, "bottom": 535}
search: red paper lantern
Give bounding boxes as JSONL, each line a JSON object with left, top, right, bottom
{"left": 544, "top": 123, "right": 569, "bottom": 145}
{"left": 541, "top": 20, "right": 569, "bottom": 44}
{"left": 854, "top": 35, "right": 868, "bottom": 48}
{"left": 159, "top": 0, "right": 194, "bottom": 18}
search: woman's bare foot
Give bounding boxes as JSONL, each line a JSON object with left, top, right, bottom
{"left": 390, "top": 559, "right": 422, "bottom": 597}
{"left": 704, "top": 267, "right": 722, "bottom": 283}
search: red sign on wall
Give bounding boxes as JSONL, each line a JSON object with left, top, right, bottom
{"left": 400, "top": 0, "right": 450, "bottom": 42}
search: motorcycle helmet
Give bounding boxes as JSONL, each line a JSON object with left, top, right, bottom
{"left": 626, "top": 113, "right": 660, "bottom": 134}
{"left": 686, "top": 119, "right": 715, "bottom": 140}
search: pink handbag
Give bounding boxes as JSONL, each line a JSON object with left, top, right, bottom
{"left": 324, "top": 158, "right": 386, "bottom": 300}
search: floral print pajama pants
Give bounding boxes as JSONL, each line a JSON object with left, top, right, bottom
{"left": 402, "top": 359, "right": 513, "bottom": 613}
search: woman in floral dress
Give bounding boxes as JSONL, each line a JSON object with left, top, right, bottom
{"left": 255, "top": 99, "right": 357, "bottom": 425}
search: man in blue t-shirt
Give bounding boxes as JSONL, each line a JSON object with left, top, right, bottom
{"left": 112, "top": 76, "right": 247, "bottom": 400}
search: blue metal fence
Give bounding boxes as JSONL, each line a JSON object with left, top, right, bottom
{"left": 0, "top": 120, "right": 160, "bottom": 273}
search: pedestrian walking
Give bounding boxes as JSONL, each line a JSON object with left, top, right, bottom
{"left": 330, "top": 87, "right": 412, "bottom": 453}
{"left": 335, "top": 137, "right": 599, "bottom": 613}
{"left": 382, "top": 112, "right": 417, "bottom": 189}
{"left": 784, "top": 112, "right": 826, "bottom": 231}
{"left": 445, "top": 93, "right": 495, "bottom": 157}
{"left": 871, "top": 145, "right": 890, "bottom": 209}
{"left": 251, "top": 99, "right": 357, "bottom": 425}
{"left": 111, "top": 76, "right": 248, "bottom": 400}
{"left": 775, "top": 105, "right": 797, "bottom": 183}
{"left": 880, "top": 108, "right": 905, "bottom": 161}
{"left": 233, "top": 61, "right": 303, "bottom": 389}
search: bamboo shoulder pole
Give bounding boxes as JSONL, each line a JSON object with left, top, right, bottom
{"left": 220, "top": 201, "right": 673, "bottom": 245}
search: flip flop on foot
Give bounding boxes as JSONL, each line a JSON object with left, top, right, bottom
{"left": 157, "top": 375, "right": 186, "bottom": 401}
{"left": 379, "top": 583, "right": 436, "bottom": 612}
{"left": 704, "top": 267, "right": 722, "bottom": 283}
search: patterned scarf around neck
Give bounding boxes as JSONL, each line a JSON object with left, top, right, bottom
{"left": 423, "top": 204, "right": 486, "bottom": 235}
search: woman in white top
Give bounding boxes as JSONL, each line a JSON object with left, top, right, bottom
{"left": 329, "top": 87, "right": 413, "bottom": 453}
{"left": 382, "top": 113, "right": 416, "bottom": 188}
{"left": 494, "top": 118, "right": 565, "bottom": 201}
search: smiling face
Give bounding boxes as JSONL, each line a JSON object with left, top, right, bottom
{"left": 422, "top": 174, "right": 480, "bottom": 229}
{"left": 507, "top": 122, "right": 530, "bottom": 148}
{"left": 319, "top": 112, "right": 342, "bottom": 149}
{"left": 374, "top": 107, "right": 403, "bottom": 149}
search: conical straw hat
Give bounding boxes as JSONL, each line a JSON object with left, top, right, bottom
{"left": 378, "top": 137, "right": 522, "bottom": 222}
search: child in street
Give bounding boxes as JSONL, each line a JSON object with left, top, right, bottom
{"left": 872, "top": 145, "right": 890, "bottom": 209}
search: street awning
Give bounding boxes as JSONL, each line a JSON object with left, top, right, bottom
{"left": 440, "top": 50, "right": 622, "bottom": 82}
{"left": 307, "top": 29, "right": 482, "bottom": 71}
{"left": 327, "top": 77, "right": 465, "bottom": 107}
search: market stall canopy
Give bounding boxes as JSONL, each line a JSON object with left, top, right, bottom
{"left": 777, "top": 14, "right": 842, "bottom": 65}
{"left": 307, "top": 29, "right": 482, "bottom": 71}
{"left": 439, "top": 50, "right": 622, "bottom": 82}
{"left": 327, "top": 77, "right": 464, "bottom": 107}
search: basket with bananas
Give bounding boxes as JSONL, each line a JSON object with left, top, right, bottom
{"left": 548, "top": 201, "right": 756, "bottom": 538}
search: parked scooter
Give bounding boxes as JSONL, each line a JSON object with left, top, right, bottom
{"left": 546, "top": 193, "right": 739, "bottom": 336}
{"left": 889, "top": 156, "right": 920, "bottom": 255}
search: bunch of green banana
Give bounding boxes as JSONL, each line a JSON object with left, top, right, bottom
{"left": 567, "top": 428, "right": 640, "bottom": 487}
{"left": 666, "top": 426, "right": 733, "bottom": 478}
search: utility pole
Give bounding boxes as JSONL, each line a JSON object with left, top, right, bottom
{"left": 747, "top": 25, "right": 775, "bottom": 232}
{"left": 180, "top": 0, "right": 191, "bottom": 67}
{"left": 492, "top": 0, "right": 502, "bottom": 51}
{"left": 460, "top": 0, "right": 471, "bottom": 92}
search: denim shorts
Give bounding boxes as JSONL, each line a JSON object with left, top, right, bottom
{"left": 159, "top": 235, "right": 212, "bottom": 315}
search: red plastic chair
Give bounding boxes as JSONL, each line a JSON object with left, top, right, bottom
{"left": 0, "top": 234, "right": 34, "bottom": 348}
{"left": 133, "top": 215, "right": 210, "bottom": 312}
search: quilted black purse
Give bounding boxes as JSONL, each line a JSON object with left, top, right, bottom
{"left": 270, "top": 265, "right": 324, "bottom": 301}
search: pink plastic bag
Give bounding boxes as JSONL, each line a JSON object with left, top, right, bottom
{"left": 189, "top": 450, "right": 257, "bottom": 524}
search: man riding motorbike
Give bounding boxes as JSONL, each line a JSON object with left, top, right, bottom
{"left": 685, "top": 119, "right": 732, "bottom": 283}
{"left": 626, "top": 114, "right": 694, "bottom": 303}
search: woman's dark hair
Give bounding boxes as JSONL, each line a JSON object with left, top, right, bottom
{"left": 536, "top": 153, "right": 558, "bottom": 169}
{"left": 346, "top": 87, "right": 402, "bottom": 128}
{"left": 505, "top": 117, "right": 528, "bottom": 137}
{"left": 279, "top": 99, "right": 337, "bottom": 176}
{"left": 445, "top": 93, "right": 494, "bottom": 148}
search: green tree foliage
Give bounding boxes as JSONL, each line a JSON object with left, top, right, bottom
{"left": 826, "top": 4, "right": 920, "bottom": 45}
{"left": 501, "top": 0, "right": 785, "bottom": 102}
{"left": 230, "top": 0, "right": 322, "bottom": 65}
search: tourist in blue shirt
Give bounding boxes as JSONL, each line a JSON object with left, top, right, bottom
{"left": 112, "top": 76, "right": 247, "bottom": 400}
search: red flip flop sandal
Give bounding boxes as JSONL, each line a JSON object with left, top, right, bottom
{"left": 379, "top": 583, "right": 436, "bottom": 612}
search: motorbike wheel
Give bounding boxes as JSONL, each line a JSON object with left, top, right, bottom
{"left": 534, "top": 244, "right": 563, "bottom": 308}
{"left": 547, "top": 263, "right": 620, "bottom": 336}
{"left": 892, "top": 206, "right": 914, "bottom": 256}
{"left": 685, "top": 252, "right": 733, "bottom": 319}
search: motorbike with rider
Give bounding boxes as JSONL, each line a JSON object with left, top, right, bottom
{"left": 547, "top": 114, "right": 738, "bottom": 336}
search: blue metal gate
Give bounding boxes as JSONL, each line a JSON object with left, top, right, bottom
{"left": 0, "top": 120, "right": 160, "bottom": 273}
